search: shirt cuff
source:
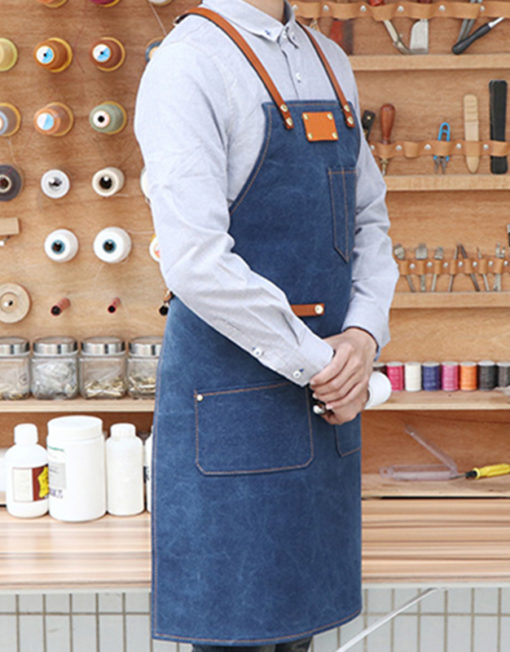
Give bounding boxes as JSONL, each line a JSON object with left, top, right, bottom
{"left": 342, "top": 302, "right": 390, "bottom": 357}
{"left": 277, "top": 329, "right": 335, "bottom": 387}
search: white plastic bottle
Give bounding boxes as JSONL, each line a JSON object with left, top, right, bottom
{"left": 5, "top": 423, "right": 49, "bottom": 518}
{"left": 106, "top": 423, "right": 144, "bottom": 516}
{"left": 144, "top": 429, "right": 152, "bottom": 513}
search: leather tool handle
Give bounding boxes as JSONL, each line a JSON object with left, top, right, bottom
{"left": 367, "top": 0, "right": 384, "bottom": 5}
{"left": 380, "top": 104, "right": 395, "bottom": 144}
{"left": 489, "top": 79, "right": 508, "bottom": 174}
{"left": 361, "top": 110, "right": 376, "bottom": 140}
{"left": 418, "top": 0, "right": 432, "bottom": 3}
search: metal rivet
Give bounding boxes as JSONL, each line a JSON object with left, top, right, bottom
{"left": 327, "top": 113, "right": 333, "bottom": 119}
{"left": 343, "top": 104, "right": 350, "bottom": 112}
{"left": 489, "top": 260, "right": 494, "bottom": 267}
{"left": 323, "top": 4, "right": 330, "bottom": 11}
{"left": 303, "top": 113, "right": 308, "bottom": 119}
{"left": 196, "top": 394, "right": 204, "bottom": 402}
{"left": 292, "top": 4, "right": 298, "bottom": 9}
{"left": 424, "top": 144, "right": 432, "bottom": 151}
{"left": 332, "top": 132, "right": 338, "bottom": 139}
{"left": 473, "top": 261, "right": 478, "bottom": 267}
{"left": 286, "top": 117, "right": 294, "bottom": 127}
{"left": 370, "top": 144, "right": 375, "bottom": 150}
{"left": 483, "top": 143, "right": 490, "bottom": 151}
{"left": 397, "top": 5, "right": 404, "bottom": 12}
{"left": 360, "top": 4, "right": 367, "bottom": 12}
{"left": 456, "top": 143, "right": 462, "bottom": 150}
{"left": 347, "top": 116, "right": 355, "bottom": 125}
{"left": 314, "top": 304, "right": 324, "bottom": 315}
{"left": 458, "top": 261, "right": 464, "bottom": 267}
{"left": 439, "top": 4, "right": 446, "bottom": 11}
{"left": 396, "top": 144, "right": 402, "bottom": 152}
{"left": 308, "top": 132, "right": 313, "bottom": 139}
{"left": 427, "top": 261, "right": 432, "bottom": 268}
{"left": 480, "top": 4, "right": 485, "bottom": 11}
{"left": 505, "top": 260, "right": 509, "bottom": 267}
{"left": 409, "top": 263, "right": 416, "bottom": 270}
{"left": 280, "top": 104, "right": 288, "bottom": 112}
{"left": 443, "top": 262, "right": 449, "bottom": 268}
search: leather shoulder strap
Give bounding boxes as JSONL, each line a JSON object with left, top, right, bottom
{"left": 177, "top": 7, "right": 295, "bottom": 130}
{"left": 299, "top": 26, "right": 355, "bottom": 129}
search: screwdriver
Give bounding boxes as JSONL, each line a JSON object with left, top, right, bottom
{"left": 380, "top": 103, "right": 395, "bottom": 176}
{"left": 453, "top": 463, "right": 510, "bottom": 479}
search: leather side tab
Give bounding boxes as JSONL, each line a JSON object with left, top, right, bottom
{"left": 291, "top": 303, "right": 325, "bottom": 317}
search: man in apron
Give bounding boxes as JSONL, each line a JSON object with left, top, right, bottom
{"left": 134, "top": 0, "right": 398, "bottom": 649}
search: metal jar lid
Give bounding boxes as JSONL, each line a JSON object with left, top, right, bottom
{"left": 33, "top": 336, "right": 78, "bottom": 356}
{"left": 81, "top": 336, "right": 125, "bottom": 356}
{"left": 128, "top": 336, "right": 163, "bottom": 357}
{"left": 0, "top": 336, "right": 29, "bottom": 356}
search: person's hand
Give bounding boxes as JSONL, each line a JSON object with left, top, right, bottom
{"left": 309, "top": 328, "right": 377, "bottom": 425}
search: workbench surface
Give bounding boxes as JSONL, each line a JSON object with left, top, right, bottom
{"left": 1, "top": 499, "right": 509, "bottom": 590}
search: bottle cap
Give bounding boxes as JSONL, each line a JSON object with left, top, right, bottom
{"left": 14, "top": 423, "right": 38, "bottom": 446}
{"left": 111, "top": 423, "right": 136, "bottom": 439}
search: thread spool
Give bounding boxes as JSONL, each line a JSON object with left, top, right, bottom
{"left": 89, "top": 37, "right": 125, "bottom": 71}
{"left": 478, "top": 360, "right": 497, "bottom": 391}
{"left": 0, "top": 165, "right": 23, "bottom": 201}
{"left": 497, "top": 362, "right": 510, "bottom": 388}
{"left": 459, "top": 361, "right": 477, "bottom": 391}
{"left": 51, "top": 297, "right": 70, "bottom": 316}
{"left": 441, "top": 362, "right": 459, "bottom": 392}
{"left": 107, "top": 297, "right": 121, "bottom": 313}
{"left": 93, "top": 226, "right": 131, "bottom": 263}
{"left": 34, "top": 38, "right": 72, "bottom": 72}
{"left": 145, "top": 39, "right": 162, "bottom": 62}
{"left": 37, "top": 0, "right": 68, "bottom": 7}
{"left": 0, "top": 103, "right": 21, "bottom": 137}
{"left": 148, "top": 0, "right": 173, "bottom": 5}
{"left": 140, "top": 167, "right": 150, "bottom": 199}
{"left": 91, "top": 167, "right": 125, "bottom": 197}
{"left": 404, "top": 361, "right": 421, "bottom": 392}
{"left": 372, "top": 362, "right": 386, "bottom": 374}
{"left": 44, "top": 229, "right": 79, "bottom": 262}
{"left": 385, "top": 362, "right": 404, "bottom": 391}
{"left": 89, "top": 0, "right": 121, "bottom": 5}
{"left": 34, "top": 102, "right": 73, "bottom": 136}
{"left": 422, "top": 361, "right": 440, "bottom": 391}
{"left": 41, "top": 169, "right": 71, "bottom": 199}
{"left": 0, "top": 283, "right": 31, "bottom": 323}
{"left": 89, "top": 101, "right": 126, "bottom": 135}
{"left": 149, "top": 235, "right": 160, "bottom": 262}
{"left": 0, "top": 38, "right": 18, "bottom": 72}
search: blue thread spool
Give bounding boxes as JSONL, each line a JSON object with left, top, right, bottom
{"left": 422, "top": 361, "right": 440, "bottom": 391}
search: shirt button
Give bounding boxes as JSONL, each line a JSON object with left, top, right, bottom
{"left": 282, "top": 31, "right": 288, "bottom": 39}
{"left": 253, "top": 347, "right": 263, "bottom": 357}
{"left": 295, "top": 72, "right": 302, "bottom": 82}
{"left": 293, "top": 370, "right": 303, "bottom": 379}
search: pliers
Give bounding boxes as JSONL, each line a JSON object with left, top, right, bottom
{"left": 434, "top": 122, "right": 451, "bottom": 174}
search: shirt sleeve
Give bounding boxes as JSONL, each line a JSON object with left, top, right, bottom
{"left": 340, "top": 66, "right": 399, "bottom": 351}
{"left": 134, "top": 40, "right": 334, "bottom": 387}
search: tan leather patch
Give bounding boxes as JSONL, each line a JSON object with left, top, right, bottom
{"left": 302, "top": 112, "right": 339, "bottom": 142}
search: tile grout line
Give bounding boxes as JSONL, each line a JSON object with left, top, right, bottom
{"left": 122, "top": 593, "right": 127, "bottom": 652}
{"left": 390, "top": 588, "right": 395, "bottom": 652}
{"left": 69, "top": 593, "right": 73, "bottom": 652}
{"left": 416, "top": 590, "right": 421, "bottom": 652}
{"left": 16, "top": 594, "right": 20, "bottom": 652}
{"left": 43, "top": 594, "right": 47, "bottom": 652}
{"left": 470, "top": 588, "right": 475, "bottom": 652}
{"left": 96, "top": 593, "right": 101, "bottom": 652}
{"left": 497, "top": 588, "right": 502, "bottom": 652}
{"left": 444, "top": 589, "right": 448, "bottom": 652}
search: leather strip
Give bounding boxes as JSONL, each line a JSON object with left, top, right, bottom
{"left": 291, "top": 303, "right": 325, "bottom": 316}
{"left": 177, "top": 8, "right": 295, "bottom": 130}
{"left": 397, "top": 258, "right": 509, "bottom": 277}
{"left": 370, "top": 139, "right": 510, "bottom": 160}
{"left": 300, "top": 26, "right": 356, "bottom": 128}
{"left": 292, "top": 1, "right": 510, "bottom": 21}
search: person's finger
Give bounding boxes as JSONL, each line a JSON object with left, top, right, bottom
{"left": 323, "top": 381, "right": 367, "bottom": 412}
{"left": 313, "top": 365, "right": 363, "bottom": 405}
{"left": 309, "top": 342, "right": 352, "bottom": 387}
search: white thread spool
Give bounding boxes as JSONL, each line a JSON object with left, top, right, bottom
{"left": 93, "top": 226, "right": 131, "bottom": 263}
{"left": 404, "top": 362, "right": 422, "bottom": 392}
{"left": 41, "top": 169, "right": 71, "bottom": 199}
{"left": 44, "top": 229, "right": 79, "bottom": 262}
{"left": 139, "top": 167, "right": 150, "bottom": 199}
{"left": 91, "top": 167, "right": 125, "bottom": 197}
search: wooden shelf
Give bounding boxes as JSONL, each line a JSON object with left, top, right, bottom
{"left": 2, "top": 499, "right": 510, "bottom": 589}
{"left": 384, "top": 175, "right": 510, "bottom": 192}
{"left": 0, "top": 398, "right": 155, "bottom": 413}
{"left": 363, "top": 473, "right": 510, "bottom": 498}
{"left": 391, "top": 292, "right": 510, "bottom": 309}
{"left": 370, "top": 390, "right": 510, "bottom": 411}
{"left": 350, "top": 54, "right": 510, "bottom": 72}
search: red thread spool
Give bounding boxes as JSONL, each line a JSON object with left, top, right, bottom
{"left": 51, "top": 297, "right": 70, "bottom": 315}
{"left": 386, "top": 362, "right": 404, "bottom": 391}
{"left": 441, "top": 362, "right": 459, "bottom": 391}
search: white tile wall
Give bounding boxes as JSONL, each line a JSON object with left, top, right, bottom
{"left": 0, "top": 587, "right": 508, "bottom": 652}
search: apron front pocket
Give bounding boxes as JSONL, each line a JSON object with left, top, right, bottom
{"left": 334, "top": 415, "right": 361, "bottom": 457}
{"left": 194, "top": 381, "right": 314, "bottom": 475}
{"left": 328, "top": 167, "right": 356, "bottom": 262}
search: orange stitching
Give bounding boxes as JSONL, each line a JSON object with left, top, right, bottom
{"left": 230, "top": 104, "right": 273, "bottom": 216}
{"left": 153, "top": 606, "right": 362, "bottom": 642}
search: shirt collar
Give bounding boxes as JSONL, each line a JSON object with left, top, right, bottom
{"left": 201, "top": 0, "right": 300, "bottom": 47}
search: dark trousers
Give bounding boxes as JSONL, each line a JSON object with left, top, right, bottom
{"left": 192, "top": 637, "right": 313, "bottom": 652}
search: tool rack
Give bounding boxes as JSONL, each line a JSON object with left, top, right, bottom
{"left": 1, "top": 0, "right": 510, "bottom": 591}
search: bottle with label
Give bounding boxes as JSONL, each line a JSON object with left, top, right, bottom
{"left": 144, "top": 428, "right": 152, "bottom": 513}
{"left": 5, "top": 423, "right": 49, "bottom": 518}
{"left": 106, "top": 423, "right": 144, "bottom": 516}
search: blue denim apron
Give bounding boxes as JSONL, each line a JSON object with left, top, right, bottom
{"left": 152, "top": 8, "right": 362, "bottom": 646}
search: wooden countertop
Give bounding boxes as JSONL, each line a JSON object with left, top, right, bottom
{"left": 1, "top": 499, "right": 510, "bottom": 590}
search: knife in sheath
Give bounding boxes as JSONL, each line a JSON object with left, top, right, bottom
{"left": 489, "top": 80, "right": 508, "bottom": 174}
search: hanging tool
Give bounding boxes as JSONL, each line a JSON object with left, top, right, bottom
{"left": 367, "top": 0, "right": 415, "bottom": 54}
{"left": 489, "top": 80, "right": 508, "bottom": 174}
{"left": 477, "top": 247, "right": 490, "bottom": 291}
{"left": 457, "top": 0, "right": 484, "bottom": 43}
{"left": 393, "top": 243, "right": 416, "bottom": 292}
{"left": 458, "top": 243, "right": 480, "bottom": 292}
{"left": 415, "top": 243, "right": 428, "bottom": 292}
{"left": 448, "top": 244, "right": 460, "bottom": 292}
{"left": 453, "top": 17, "right": 504, "bottom": 54}
{"left": 433, "top": 122, "right": 451, "bottom": 174}
{"left": 379, "top": 103, "right": 395, "bottom": 176}
{"left": 452, "top": 463, "right": 510, "bottom": 480}
{"left": 493, "top": 243, "right": 505, "bottom": 291}
{"left": 361, "top": 110, "right": 376, "bottom": 141}
{"left": 409, "top": 0, "right": 431, "bottom": 54}
{"left": 430, "top": 246, "right": 443, "bottom": 292}
{"left": 463, "top": 94, "right": 480, "bottom": 174}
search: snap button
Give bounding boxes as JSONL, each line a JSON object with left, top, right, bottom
{"left": 253, "top": 347, "right": 263, "bottom": 357}
{"left": 196, "top": 394, "right": 204, "bottom": 402}
{"left": 292, "top": 370, "right": 303, "bottom": 379}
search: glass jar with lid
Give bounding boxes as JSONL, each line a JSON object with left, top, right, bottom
{"left": 79, "top": 336, "right": 126, "bottom": 399}
{"left": 31, "top": 336, "right": 78, "bottom": 399}
{"left": 127, "top": 336, "right": 162, "bottom": 398}
{"left": 0, "top": 337, "right": 30, "bottom": 399}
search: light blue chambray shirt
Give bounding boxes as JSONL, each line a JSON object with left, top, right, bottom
{"left": 134, "top": 0, "right": 398, "bottom": 387}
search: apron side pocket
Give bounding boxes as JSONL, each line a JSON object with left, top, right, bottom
{"left": 195, "top": 381, "right": 314, "bottom": 475}
{"left": 334, "top": 414, "right": 361, "bottom": 457}
{"left": 328, "top": 167, "right": 356, "bottom": 262}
